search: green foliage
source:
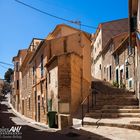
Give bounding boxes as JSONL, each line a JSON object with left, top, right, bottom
{"left": 4, "top": 68, "right": 13, "bottom": 83}
{"left": 120, "top": 82, "right": 126, "bottom": 89}
{"left": 112, "top": 81, "right": 119, "bottom": 88}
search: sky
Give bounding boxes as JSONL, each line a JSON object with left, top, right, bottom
{"left": 0, "top": 0, "right": 128, "bottom": 79}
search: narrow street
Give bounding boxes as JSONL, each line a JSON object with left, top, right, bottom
{"left": 0, "top": 93, "right": 112, "bottom": 140}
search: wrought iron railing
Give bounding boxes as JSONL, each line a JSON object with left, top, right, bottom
{"left": 81, "top": 88, "right": 97, "bottom": 126}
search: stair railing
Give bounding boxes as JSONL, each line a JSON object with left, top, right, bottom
{"left": 81, "top": 88, "right": 97, "bottom": 126}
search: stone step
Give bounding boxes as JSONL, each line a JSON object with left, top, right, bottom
{"left": 103, "top": 105, "right": 139, "bottom": 109}
{"left": 85, "top": 112, "right": 140, "bottom": 118}
{"left": 83, "top": 117, "right": 140, "bottom": 130}
{"left": 96, "top": 96, "right": 136, "bottom": 100}
{"left": 96, "top": 101, "right": 138, "bottom": 106}
{"left": 86, "top": 112, "right": 118, "bottom": 118}
{"left": 96, "top": 97, "right": 138, "bottom": 103}
{"left": 101, "top": 109, "right": 140, "bottom": 113}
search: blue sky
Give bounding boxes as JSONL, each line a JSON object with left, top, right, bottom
{"left": 0, "top": 0, "right": 128, "bottom": 79}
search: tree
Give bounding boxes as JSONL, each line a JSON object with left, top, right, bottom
{"left": 4, "top": 68, "right": 13, "bottom": 83}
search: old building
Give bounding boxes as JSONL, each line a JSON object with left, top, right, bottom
{"left": 112, "top": 34, "right": 135, "bottom": 90}
{"left": 12, "top": 24, "right": 91, "bottom": 128}
{"left": 91, "top": 18, "right": 128, "bottom": 80}
{"left": 19, "top": 38, "right": 44, "bottom": 120}
{"left": 29, "top": 24, "right": 91, "bottom": 128}
{"left": 101, "top": 32, "right": 134, "bottom": 90}
{"left": 12, "top": 49, "right": 27, "bottom": 111}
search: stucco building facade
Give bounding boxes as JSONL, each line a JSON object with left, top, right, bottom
{"left": 12, "top": 24, "right": 91, "bottom": 128}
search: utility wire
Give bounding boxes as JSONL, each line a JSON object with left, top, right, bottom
{"left": 15, "top": 0, "right": 128, "bottom": 32}
{"left": 14, "top": 0, "right": 95, "bottom": 30}
{"left": 0, "top": 62, "right": 13, "bottom": 66}
{"left": 0, "top": 64, "right": 9, "bottom": 69}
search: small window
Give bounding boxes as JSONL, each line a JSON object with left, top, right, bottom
{"left": 126, "top": 66, "right": 129, "bottom": 79}
{"left": 29, "top": 97, "right": 30, "bottom": 110}
{"left": 16, "top": 62, "right": 19, "bottom": 72}
{"left": 32, "top": 66, "right": 35, "bottom": 84}
{"left": 48, "top": 72, "right": 51, "bottom": 84}
{"left": 99, "top": 64, "right": 101, "bottom": 70}
{"left": 128, "top": 78, "right": 133, "bottom": 89}
{"left": 129, "top": 80, "right": 132, "bottom": 88}
{"left": 114, "top": 54, "right": 119, "bottom": 65}
{"left": 17, "top": 80, "right": 19, "bottom": 90}
{"left": 109, "top": 65, "right": 112, "bottom": 80}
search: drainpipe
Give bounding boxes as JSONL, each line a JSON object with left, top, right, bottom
{"left": 129, "top": 0, "right": 139, "bottom": 106}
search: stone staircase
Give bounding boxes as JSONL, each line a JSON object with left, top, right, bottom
{"left": 83, "top": 79, "right": 140, "bottom": 130}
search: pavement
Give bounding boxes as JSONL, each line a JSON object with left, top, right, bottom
{"left": 1, "top": 93, "right": 140, "bottom": 140}
{"left": 84, "top": 116, "right": 140, "bottom": 130}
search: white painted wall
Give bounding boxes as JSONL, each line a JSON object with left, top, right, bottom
{"left": 91, "top": 30, "right": 102, "bottom": 79}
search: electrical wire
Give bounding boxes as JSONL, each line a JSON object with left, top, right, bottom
{"left": 15, "top": 0, "right": 127, "bottom": 32}
{"left": 0, "top": 62, "right": 13, "bottom": 66}
{"left": 0, "top": 64, "right": 9, "bottom": 69}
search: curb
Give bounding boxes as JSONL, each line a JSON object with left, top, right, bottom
{"left": 8, "top": 100, "right": 59, "bottom": 132}
{"left": 84, "top": 121, "right": 140, "bottom": 130}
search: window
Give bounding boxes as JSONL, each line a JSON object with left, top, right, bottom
{"left": 41, "top": 55, "right": 44, "bottom": 78}
{"left": 114, "top": 54, "right": 119, "bottom": 65}
{"left": 48, "top": 72, "right": 51, "bottom": 84}
{"left": 17, "top": 80, "right": 19, "bottom": 90}
{"left": 29, "top": 97, "right": 30, "bottom": 110}
{"left": 42, "top": 97, "right": 44, "bottom": 107}
{"left": 126, "top": 65, "right": 129, "bottom": 79}
{"left": 99, "top": 64, "right": 101, "bottom": 70}
{"left": 128, "top": 80, "right": 133, "bottom": 88}
{"left": 16, "top": 62, "right": 19, "bottom": 72}
{"left": 32, "top": 66, "right": 35, "bottom": 84}
{"left": 109, "top": 65, "right": 112, "bottom": 80}
{"left": 107, "top": 67, "right": 109, "bottom": 80}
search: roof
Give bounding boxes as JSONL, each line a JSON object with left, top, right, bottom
{"left": 102, "top": 32, "right": 128, "bottom": 54}
{"left": 93, "top": 18, "right": 129, "bottom": 49}
{"left": 29, "top": 40, "right": 45, "bottom": 64}
{"left": 112, "top": 34, "right": 129, "bottom": 54}
{"left": 12, "top": 49, "right": 27, "bottom": 62}
{"left": 46, "top": 23, "right": 91, "bottom": 40}
{"left": 30, "top": 24, "right": 91, "bottom": 64}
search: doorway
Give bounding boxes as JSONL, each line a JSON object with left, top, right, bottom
{"left": 35, "top": 91, "right": 37, "bottom": 121}
{"left": 22, "top": 100, "right": 24, "bottom": 115}
{"left": 37, "top": 95, "right": 40, "bottom": 122}
{"left": 116, "top": 68, "right": 119, "bottom": 84}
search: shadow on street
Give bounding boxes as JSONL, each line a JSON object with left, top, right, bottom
{"left": 0, "top": 94, "right": 111, "bottom": 140}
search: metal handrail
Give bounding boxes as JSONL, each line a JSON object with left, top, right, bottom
{"left": 81, "top": 89, "right": 96, "bottom": 126}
